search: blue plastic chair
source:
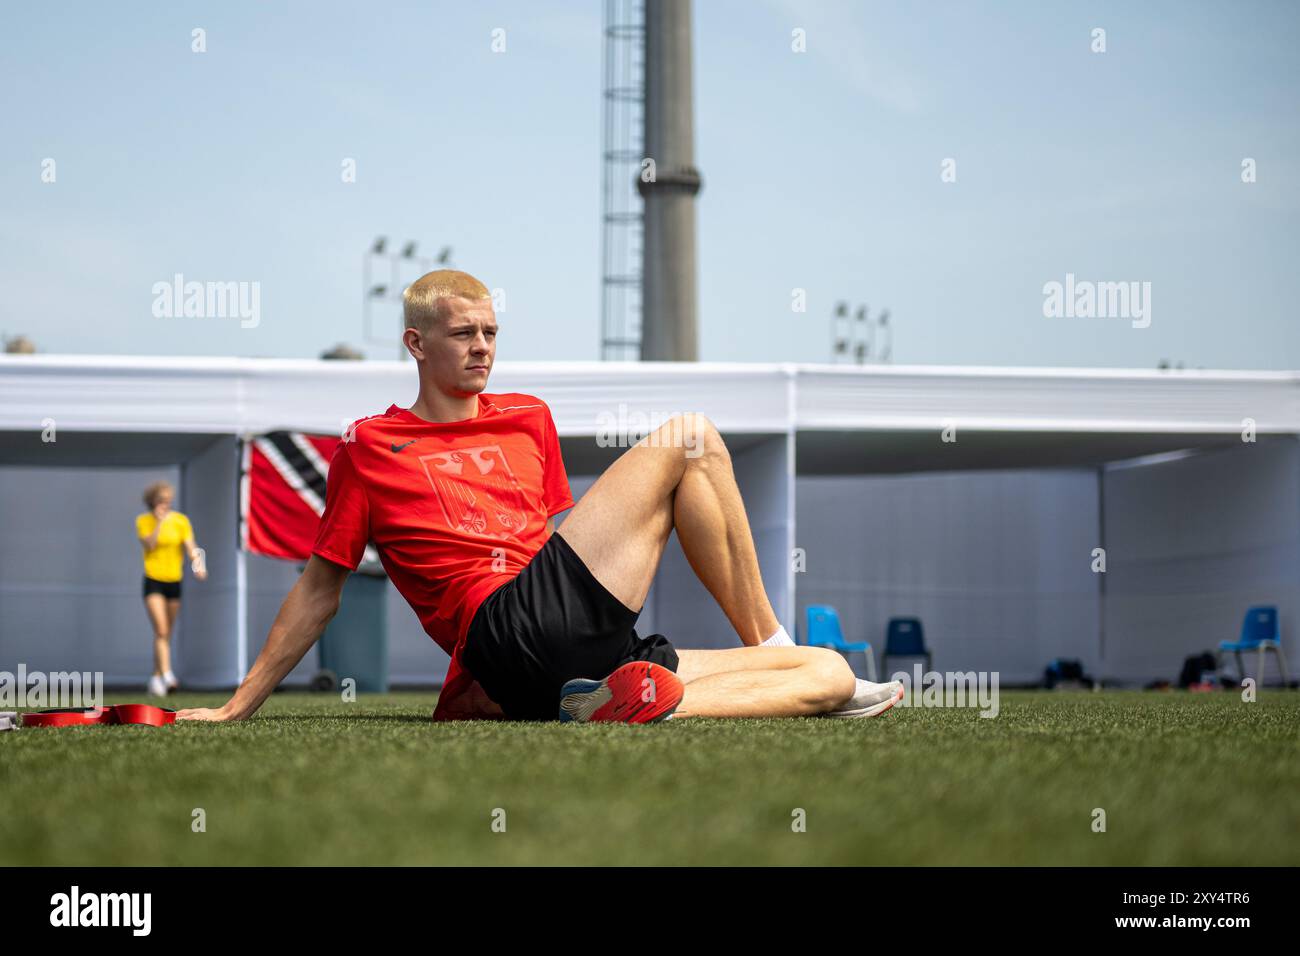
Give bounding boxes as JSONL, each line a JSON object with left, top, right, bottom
{"left": 883, "top": 617, "right": 932, "bottom": 677}
{"left": 803, "top": 605, "right": 876, "bottom": 680}
{"left": 1218, "top": 606, "right": 1291, "bottom": 687}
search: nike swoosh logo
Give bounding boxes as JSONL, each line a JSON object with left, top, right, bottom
{"left": 390, "top": 439, "right": 418, "bottom": 453}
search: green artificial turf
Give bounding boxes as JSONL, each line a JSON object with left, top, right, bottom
{"left": 1, "top": 690, "right": 1296, "bottom": 865}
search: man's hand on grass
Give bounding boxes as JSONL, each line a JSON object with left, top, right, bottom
{"left": 176, "top": 706, "right": 241, "bottom": 722}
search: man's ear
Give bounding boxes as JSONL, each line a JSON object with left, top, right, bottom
{"left": 402, "top": 326, "right": 424, "bottom": 360}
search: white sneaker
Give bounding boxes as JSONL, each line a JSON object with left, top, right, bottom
{"left": 825, "top": 679, "right": 904, "bottom": 718}
{"left": 163, "top": 670, "right": 178, "bottom": 691}
{"left": 148, "top": 674, "right": 168, "bottom": 697}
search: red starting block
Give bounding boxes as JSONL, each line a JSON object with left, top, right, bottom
{"left": 20, "top": 705, "right": 176, "bottom": 728}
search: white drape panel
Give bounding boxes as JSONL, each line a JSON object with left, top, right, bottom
{"left": 0, "top": 464, "right": 181, "bottom": 684}
{"left": 794, "top": 470, "right": 1102, "bottom": 683}
{"left": 1103, "top": 439, "right": 1300, "bottom": 683}
{"left": 178, "top": 437, "right": 241, "bottom": 686}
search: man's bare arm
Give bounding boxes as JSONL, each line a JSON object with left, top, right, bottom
{"left": 177, "top": 555, "right": 349, "bottom": 722}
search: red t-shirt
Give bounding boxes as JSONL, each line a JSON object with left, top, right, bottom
{"left": 311, "top": 392, "right": 575, "bottom": 720}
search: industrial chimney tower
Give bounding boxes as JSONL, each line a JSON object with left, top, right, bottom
{"left": 639, "top": 0, "right": 702, "bottom": 361}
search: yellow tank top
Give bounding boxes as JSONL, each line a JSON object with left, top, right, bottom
{"left": 136, "top": 511, "right": 193, "bottom": 583}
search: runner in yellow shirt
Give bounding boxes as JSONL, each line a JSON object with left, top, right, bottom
{"left": 136, "top": 480, "right": 207, "bottom": 696}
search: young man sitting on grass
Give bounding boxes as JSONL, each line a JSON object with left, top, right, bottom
{"left": 178, "top": 271, "right": 903, "bottom": 724}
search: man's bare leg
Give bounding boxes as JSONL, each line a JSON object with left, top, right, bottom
{"left": 672, "top": 423, "right": 784, "bottom": 648}
{"left": 558, "top": 413, "right": 779, "bottom": 645}
{"left": 671, "top": 646, "right": 856, "bottom": 718}
{"left": 556, "top": 413, "right": 855, "bottom": 715}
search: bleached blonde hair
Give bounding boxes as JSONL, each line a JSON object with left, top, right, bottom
{"left": 403, "top": 270, "right": 492, "bottom": 332}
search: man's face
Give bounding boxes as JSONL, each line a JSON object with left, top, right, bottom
{"left": 409, "top": 297, "right": 497, "bottom": 396}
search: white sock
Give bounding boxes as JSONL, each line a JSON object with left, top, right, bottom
{"left": 761, "top": 625, "right": 795, "bottom": 647}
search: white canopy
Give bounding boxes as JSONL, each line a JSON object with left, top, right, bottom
{"left": 2, "top": 355, "right": 1297, "bottom": 689}
{"left": 2, "top": 355, "right": 1296, "bottom": 440}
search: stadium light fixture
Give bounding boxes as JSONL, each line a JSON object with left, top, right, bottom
{"left": 363, "top": 236, "right": 453, "bottom": 360}
{"left": 877, "top": 309, "right": 892, "bottom": 362}
{"left": 831, "top": 302, "right": 852, "bottom": 362}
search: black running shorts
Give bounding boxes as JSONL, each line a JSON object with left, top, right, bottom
{"left": 462, "top": 531, "right": 679, "bottom": 721}
{"left": 143, "top": 577, "right": 182, "bottom": 600}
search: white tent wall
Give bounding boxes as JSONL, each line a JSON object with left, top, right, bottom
{"left": 6, "top": 357, "right": 1300, "bottom": 694}
{"left": 738, "top": 435, "right": 796, "bottom": 639}
{"left": 793, "top": 470, "right": 1102, "bottom": 683}
{"left": 1102, "top": 438, "right": 1300, "bottom": 684}
{"left": 177, "top": 436, "right": 241, "bottom": 687}
{"left": 0, "top": 463, "right": 180, "bottom": 685}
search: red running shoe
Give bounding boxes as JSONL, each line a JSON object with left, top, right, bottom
{"left": 558, "top": 661, "right": 683, "bottom": 723}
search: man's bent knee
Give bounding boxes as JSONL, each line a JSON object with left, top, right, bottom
{"left": 637, "top": 412, "right": 725, "bottom": 468}
{"left": 672, "top": 412, "right": 726, "bottom": 464}
{"left": 801, "top": 647, "right": 856, "bottom": 711}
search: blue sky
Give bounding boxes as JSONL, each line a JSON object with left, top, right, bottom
{"left": 2, "top": 0, "right": 1297, "bottom": 368}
